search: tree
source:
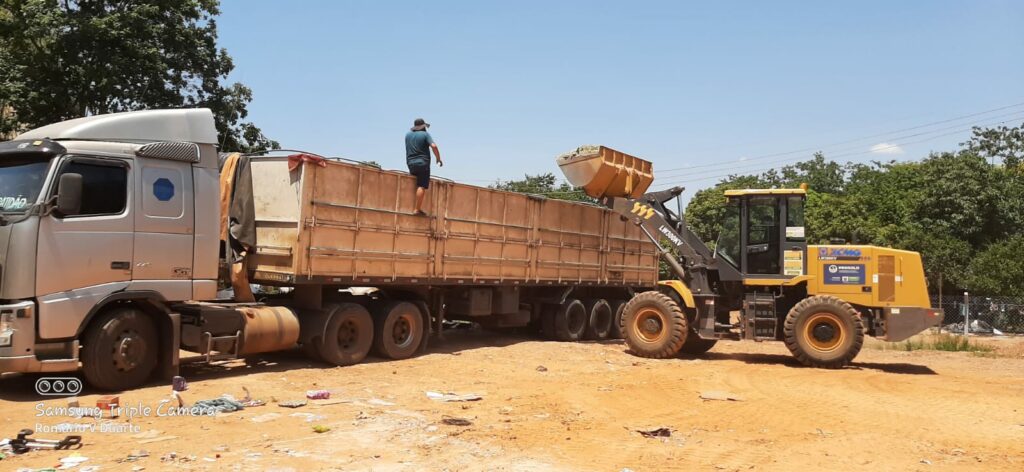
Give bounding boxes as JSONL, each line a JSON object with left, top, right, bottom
{"left": 491, "top": 173, "right": 595, "bottom": 203}
{"left": 0, "top": 0, "right": 277, "bottom": 152}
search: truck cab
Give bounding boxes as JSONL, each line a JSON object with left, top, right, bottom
{"left": 0, "top": 109, "right": 222, "bottom": 385}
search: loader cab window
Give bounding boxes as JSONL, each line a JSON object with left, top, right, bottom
{"left": 786, "top": 196, "right": 805, "bottom": 242}
{"left": 716, "top": 200, "right": 741, "bottom": 269}
{"left": 746, "top": 196, "right": 780, "bottom": 274}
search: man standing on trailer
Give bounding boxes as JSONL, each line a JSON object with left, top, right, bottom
{"left": 405, "top": 118, "right": 443, "bottom": 216}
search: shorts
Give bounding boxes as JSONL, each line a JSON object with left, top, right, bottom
{"left": 408, "top": 161, "right": 430, "bottom": 189}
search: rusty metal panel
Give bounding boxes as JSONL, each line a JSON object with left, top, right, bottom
{"left": 249, "top": 158, "right": 658, "bottom": 287}
{"left": 878, "top": 255, "right": 896, "bottom": 302}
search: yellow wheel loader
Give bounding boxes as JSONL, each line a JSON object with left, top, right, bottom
{"left": 556, "top": 146, "right": 943, "bottom": 368}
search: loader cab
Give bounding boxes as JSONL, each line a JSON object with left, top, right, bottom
{"left": 716, "top": 189, "right": 807, "bottom": 279}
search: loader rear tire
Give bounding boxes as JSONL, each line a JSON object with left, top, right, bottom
{"left": 553, "top": 299, "right": 587, "bottom": 341}
{"left": 783, "top": 295, "right": 864, "bottom": 368}
{"left": 622, "top": 291, "right": 687, "bottom": 358}
{"left": 316, "top": 303, "right": 374, "bottom": 366}
{"left": 583, "top": 299, "right": 613, "bottom": 340}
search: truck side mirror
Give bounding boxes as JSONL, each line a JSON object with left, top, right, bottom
{"left": 56, "top": 173, "right": 83, "bottom": 216}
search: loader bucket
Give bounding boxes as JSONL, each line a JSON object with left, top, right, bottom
{"left": 556, "top": 145, "right": 654, "bottom": 199}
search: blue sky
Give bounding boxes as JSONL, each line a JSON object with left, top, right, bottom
{"left": 218, "top": 1, "right": 1023, "bottom": 198}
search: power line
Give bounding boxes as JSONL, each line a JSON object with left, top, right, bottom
{"left": 654, "top": 106, "right": 1024, "bottom": 178}
{"left": 650, "top": 116, "right": 1024, "bottom": 189}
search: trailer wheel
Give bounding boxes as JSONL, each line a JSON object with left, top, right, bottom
{"left": 373, "top": 301, "right": 425, "bottom": 360}
{"left": 622, "top": 291, "right": 687, "bottom": 358}
{"left": 783, "top": 295, "right": 864, "bottom": 368}
{"left": 553, "top": 299, "right": 587, "bottom": 341}
{"left": 583, "top": 299, "right": 613, "bottom": 340}
{"left": 608, "top": 300, "right": 628, "bottom": 339}
{"left": 81, "top": 306, "right": 159, "bottom": 391}
{"left": 316, "top": 303, "right": 374, "bottom": 366}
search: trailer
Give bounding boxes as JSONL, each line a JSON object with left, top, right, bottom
{"left": 0, "top": 109, "right": 658, "bottom": 391}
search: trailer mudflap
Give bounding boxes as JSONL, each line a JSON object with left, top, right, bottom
{"left": 878, "top": 306, "right": 944, "bottom": 342}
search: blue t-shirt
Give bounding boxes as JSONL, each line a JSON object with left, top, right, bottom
{"left": 405, "top": 131, "right": 434, "bottom": 166}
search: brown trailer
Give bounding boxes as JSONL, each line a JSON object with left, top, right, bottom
{"left": 243, "top": 157, "right": 658, "bottom": 363}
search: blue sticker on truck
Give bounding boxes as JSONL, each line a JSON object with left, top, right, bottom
{"left": 824, "top": 264, "right": 865, "bottom": 285}
{"left": 153, "top": 177, "right": 175, "bottom": 202}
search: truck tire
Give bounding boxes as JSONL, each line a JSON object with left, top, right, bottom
{"left": 373, "top": 301, "right": 425, "bottom": 360}
{"left": 81, "top": 306, "right": 159, "bottom": 391}
{"left": 553, "top": 299, "right": 587, "bottom": 341}
{"left": 622, "top": 291, "right": 687, "bottom": 358}
{"left": 608, "top": 300, "right": 628, "bottom": 339}
{"left": 783, "top": 295, "right": 864, "bottom": 368}
{"left": 316, "top": 303, "right": 374, "bottom": 366}
{"left": 583, "top": 299, "right": 613, "bottom": 340}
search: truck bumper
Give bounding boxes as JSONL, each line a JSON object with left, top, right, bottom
{"left": 0, "top": 300, "right": 79, "bottom": 374}
{"left": 877, "top": 306, "right": 944, "bottom": 342}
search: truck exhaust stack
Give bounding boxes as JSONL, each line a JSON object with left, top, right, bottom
{"left": 555, "top": 145, "right": 654, "bottom": 199}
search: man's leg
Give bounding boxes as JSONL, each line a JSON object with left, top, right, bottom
{"left": 414, "top": 186, "right": 426, "bottom": 213}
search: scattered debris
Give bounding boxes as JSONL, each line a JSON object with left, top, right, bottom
{"left": 278, "top": 399, "right": 307, "bottom": 409}
{"left": 699, "top": 391, "right": 744, "bottom": 402}
{"left": 306, "top": 390, "right": 331, "bottom": 400}
{"left": 441, "top": 416, "right": 473, "bottom": 427}
{"left": 137, "top": 436, "right": 178, "bottom": 445}
{"left": 425, "top": 391, "right": 483, "bottom": 402}
{"left": 79, "top": 466, "right": 101, "bottom": 472}
{"left": 131, "top": 430, "right": 161, "bottom": 440}
{"left": 172, "top": 375, "right": 188, "bottom": 392}
{"left": 312, "top": 425, "right": 331, "bottom": 434}
{"left": 57, "top": 452, "right": 89, "bottom": 469}
{"left": 193, "top": 397, "right": 245, "bottom": 413}
{"left": 119, "top": 450, "right": 149, "bottom": 463}
{"left": 366, "top": 398, "right": 395, "bottom": 406}
{"left": 920, "top": 459, "right": 932, "bottom": 465}
{"left": 498, "top": 406, "right": 514, "bottom": 415}
{"left": 66, "top": 397, "right": 80, "bottom": 408}
{"left": 635, "top": 427, "right": 672, "bottom": 439}
{"left": 815, "top": 428, "right": 832, "bottom": 438}
{"left": 251, "top": 413, "right": 282, "bottom": 423}
{"left": 536, "top": 365, "right": 548, "bottom": 372}
{"left": 311, "top": 398, "right": 350, "bottom": 406}
{"left": 289, "top": 412, "right": 326, "bottom": 423}
{"left": 9, "top": 429, "right": 82, "bottom": 454}
{"left": 951, "top": 448, "right": 966, "bottom": 456}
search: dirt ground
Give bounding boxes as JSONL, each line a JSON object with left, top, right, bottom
{"left": 1, "top": 332, "right": 1022, "bottom": 471}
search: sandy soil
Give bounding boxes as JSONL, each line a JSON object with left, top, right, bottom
{"left": 1, "top": 332, "right": 1022, "bottom": 471}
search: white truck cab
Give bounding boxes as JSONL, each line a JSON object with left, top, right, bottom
{"left": 0, "top": 109, "right": 223, "bottom": 388}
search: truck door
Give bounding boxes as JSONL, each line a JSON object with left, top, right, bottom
{"left": 743, "top": 196, "right": 782, "bottom": 275}
{"left": 36, "top": 156, "right": 134, "bottom": 339}
{"left": 132, "top": 157, "right": 194, "bottom": 301}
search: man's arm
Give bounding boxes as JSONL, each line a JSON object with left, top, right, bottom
{"left": 431, "top": 143, "right": 443, "bottom": 167}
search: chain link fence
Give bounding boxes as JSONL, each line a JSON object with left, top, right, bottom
{"left": 931, "top": 294, "right": 1024, "bottom": 334}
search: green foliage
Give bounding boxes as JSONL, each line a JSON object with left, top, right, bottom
{"left": 684, "top": 123, "right": 1024, "bottom": 296}
{"left": 490, "top": 173, "right": 596, "bottom": 203}
{"left": 0, "top": 0, "right": 277, "bottom": 152}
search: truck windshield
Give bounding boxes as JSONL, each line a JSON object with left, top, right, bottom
{"left": 0, "top": 156, "right": 51, "bottom": 213}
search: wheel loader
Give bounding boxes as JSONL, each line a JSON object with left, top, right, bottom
{"left": 556, "top": 145, "right": 943, "bottom": 367}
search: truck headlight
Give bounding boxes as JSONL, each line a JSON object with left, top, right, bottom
{"left": 0, "top": 312, "right": 14, "bottom": 347}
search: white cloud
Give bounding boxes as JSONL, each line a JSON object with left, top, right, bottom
{"left": 869, "top": 143, "right": 905, "bottom": 155}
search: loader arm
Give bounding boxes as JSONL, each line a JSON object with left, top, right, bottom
{"left": 600, "top": 187, "right": 716, "bottom": 297}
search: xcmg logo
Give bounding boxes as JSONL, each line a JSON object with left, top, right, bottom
{"left": 819, "top": 247, "right": 862, "bottom": 259}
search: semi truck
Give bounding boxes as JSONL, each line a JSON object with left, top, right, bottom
{"left": 0, "top": 109, "right": 658, "bottom": 391}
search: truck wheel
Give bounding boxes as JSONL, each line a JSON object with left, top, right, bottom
{"left": 373, "top": 301, "right": 425, "bottom": 360}
{"left": 783, "top": 295, "right": 864, "bottom": 368}
{"left": 583, "top": 299, "right": 613, "bottom": 340}
{"left": 81, "top": 306, "right": 159, "bottom": 391}
{"left": 679, "top": 328, "right": 718, "bottom": 355}
{"left": 608, "top": 300, "right": 628, "bottom": 339}
{"left": 622, "top": 291, "right": 687, "bottom": 358}
{"left": 316, "top": 303, "right": 373, "bottom": 366}
{"left": 553, "top": 299, "right": 587, "bottom": 341}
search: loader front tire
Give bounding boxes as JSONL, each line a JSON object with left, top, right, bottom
{"left": 783, "top": 295, "right": 864, "bottom": 368}
{"left": 622, "top": 291, "right": 687, "bottom": 358}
